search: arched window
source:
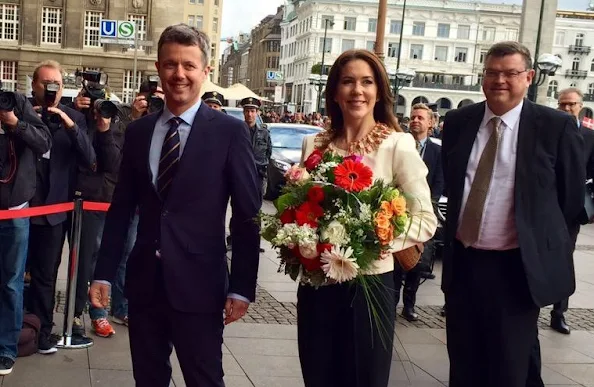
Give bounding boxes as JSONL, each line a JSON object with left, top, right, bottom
{"left": 548, "top": 80, "right": 558, "bottom": 96}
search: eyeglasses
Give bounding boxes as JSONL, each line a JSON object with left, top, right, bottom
{"left": 558, "top": 102, "right": 582, "bottom": 108}
{"left": 482, "top": 69, "right": 529, "bottom": 79}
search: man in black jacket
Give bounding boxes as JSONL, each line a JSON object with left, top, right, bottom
{"left": 0, "top": 91, "right": 51, "bottom": 375}
{"left": 25, "top": 60, "right": 96, "bottom": 354}
{"left": 394, "top": 103, "right": 444, "bottom": 321}
{"left": 70, "top": 87, "right": 123, "bottom": 338}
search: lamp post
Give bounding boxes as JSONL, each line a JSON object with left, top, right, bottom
{"left": 393, "top": 0, "right": 407, "bottom": 111}
{"left": 317, "top": 18, "right": 334, "bottom": 113}
{"left": 528, "top": 53, "right": 562, "bottom": 102}
{"left": 390, "top": 68, "right": 416, "bottom": 116}
{"left": 310, "top": 74, "right": 327, "bottom": 115}
{"left": 375, "top": 0, "right": 388, "bottom": 60}
{"left": 527, "top": 0, "right": 546, "bottom": 102}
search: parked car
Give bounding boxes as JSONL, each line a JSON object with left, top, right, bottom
{"left": 264, "top": 123, "right": 323, "bottom": 200}
{"left": 223, "top": 106, "right": 264, "bottom": 126}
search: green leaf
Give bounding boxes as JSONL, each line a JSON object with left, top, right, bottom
{"left": 274, "top": 193, "right": 299, "bottom": 213}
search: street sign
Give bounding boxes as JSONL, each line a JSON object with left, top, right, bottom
{"left": 266, "top": 71, "right": 284, "bottom": 82}
{"left": 100, "top": 20, "right": 136, "bottom": 45}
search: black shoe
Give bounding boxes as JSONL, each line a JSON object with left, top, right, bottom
{"left": 551, "top": 316, "right": 570, "bottom": 334}
{"left": 440, "top": 305, "right": 446, "bottom": 317}
{"left": 0, "top": 356, "right": 14, "bottom": 375}
{"left": 420, "top": 272, "right": 436, "bottom": 280}
{"left": 401, "top": 307, "right": 419, "bottom": 322}
{"left": 72, "top": 316, "right": 85, "bottom": 336}
{"left": 37, "top": 335, "right": 58, "bottom": 355}
{"left": 259, "top": 247, "right": 265, "bottom": 253}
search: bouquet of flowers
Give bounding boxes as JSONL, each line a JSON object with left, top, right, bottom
{"left": 260, "top": 148, "right": 413, "bottom": 287}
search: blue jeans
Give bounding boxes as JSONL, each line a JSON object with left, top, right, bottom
{"left": 0, "top": 218, "right": 30, "bottom": 360}
{"left": 110, "top": 213, "right": 138, "bottom": 319}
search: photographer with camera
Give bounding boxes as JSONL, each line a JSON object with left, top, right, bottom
{"left": 25, "top": 60, "right": 96, "bottom": 355}
{"left": 128, "top": 76, "right": 165, "bottom": 122}
{"left": 70, "top": 71, "right": 123, "bottom": 339}
{"left": 0, "top": 85, "right": 51, "bottom": 375}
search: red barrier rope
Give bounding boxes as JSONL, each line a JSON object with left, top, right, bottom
{"left": 0, "top": 201, "right": 110, "bottom": 220}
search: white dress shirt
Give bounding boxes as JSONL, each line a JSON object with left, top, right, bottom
{"left": 457, "top": 101, "right": 523, "bottom": 250}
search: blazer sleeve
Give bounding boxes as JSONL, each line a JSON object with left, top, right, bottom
{"left": 94, "top": 126, "right": 139, "bottom": 283}
{"left": 227, "top": 120, "right": 262, "bottom": 302}
{"left": 65, "top": 110, "right": 96, "bottom": 169}
{"left": 430, "top": 143, "right": 445, "bottom": 202}
{"left": 388, "top": 134, "right": 437, "bottom": 252}
{"left": 12, "top": 95, "right": 51, "bottom": 155}
{"left": 557, "top": 117, "right": 586, "bottom": 227}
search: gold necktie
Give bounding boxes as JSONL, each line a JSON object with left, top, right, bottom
{"left": 458, "top": 116, "right": 502, "bottom": 247}
{"left": 416, "top": 140, "right": 422, "bottom": 154}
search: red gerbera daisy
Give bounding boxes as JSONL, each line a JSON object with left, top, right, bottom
{"left": 333, "top": 159, "right": 373, "bottom": 192}
{"left": 295, "top": 201, "right": 324, "bottom": 227}
{"left": 307, "top": 185, "right": 325, "bottom": 203}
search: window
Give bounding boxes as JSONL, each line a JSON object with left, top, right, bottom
{"left": 267, "top": 41, "right": 280, "bottom": 52}
{"left": 482, "top": 27, "right": 495, "bottom": 41}
{"left": 0, "top": 61, "right": 17, "bottom": 91}
{"left": 434, "top": 46, "right": 448, "bottom": 61}
{"left": 41, "top": 7, "right": 62, "bottom": 44}
{"left": 188, "top": 15, "right": 195, "bottom": 27}
{"left": 506, "top": 28, "right": 518, "bottom": 41}
{"left": 321, "top": 15, "right": 334, "bottom": 29}
{"left": 344, "top": 17, "right": 356, "bottom": 31}
{"left": 452, "top": 75, "right": 465, "bottom": 85}
{"left": 122, "top": 70, "right": 143, "bottom": 103}
{"left": 589, "top": 83, "right": 594, "bottom": 95}
{"left": 128, "top": 14, "right": 147, "bottom": 49}
{"left": 576, "top": 33, "right": 585, "bottom": 46}
{"left": 437, "top": 23, "right": 450, "bottom": 38}
{"left": 213, "top": 17, "right": 218, "bottom": 32}
{"left": 479, "top": 50, "right": 488, "bottom": 64}
{"left": 388, "top": 42, "right": 400, "bottom": 58}
{"left": 342, "top": 39, "right": 355, "bottom": 52}
{"left": 477, "top": 73, "right": 484, "bottom": 85}
{"left": 412, "top": 22, "right": 425, "bottom": 36}
{"left": 83, "top": 11, "right": 103, "bottom": 47}
{"left": 457, "top": 25, "right": 470, "bottom": 40}
{"left": 547, "top": 81, "right": 558, "bottom": 96}
{"left": 214, "top": 0, "right": 219, "bottom": 5}
{"left": 432, "top": 74, "right": 445, "bottom": 83}
{"left": 555, "top": 31, "right": 565, "bottom": 46}
{"left": 366, "top": 41, "right": 375, "bottom": 51}
{"left": 454, "top": 47, "right": 468, "bottom": 62}
{"left": 0, "top": 4, "right": 19, "bottom": 41}
{"left": 319, "top": 37, "right": 332, "bottom": 53}
{"left": 591, "top": 58, "right": 594, "bottom": 71}
{"left": 390, "top": 20, "right": 402, "bottom": 34}
{"left": 573, "top": 57, "right": 581, "bottom": 71}
{"left": 266, "top": 56, "right": 279, "bottom": 68}
{"left": 368, "top": 18, "right": 377, "bottom": 33}
{"left": 195, "top": 16, "right": 203, "bottom": 30}
{"left": 410, "top": 44, "right": 423, "bottom": 59}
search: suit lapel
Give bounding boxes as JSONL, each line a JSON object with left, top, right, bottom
{"left": 143, "top": 113, "right": 162, "bottom": 198}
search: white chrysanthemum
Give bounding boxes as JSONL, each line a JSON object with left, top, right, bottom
{"left": 321, "top": 220, "right": 349, "bottom": 246}
{"left": 271, "top": 223, "right": 318, "bottom": 247}
{"left": 320, "top": 246, "right": 359, "bottom": 283}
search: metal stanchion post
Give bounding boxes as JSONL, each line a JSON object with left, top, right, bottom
{"left": 56, "top": 192, "right": 93, "bottom": 349}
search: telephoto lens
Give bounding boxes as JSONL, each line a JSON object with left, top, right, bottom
{"left": 94, "top": 99, "right": 119, "bottom": 119}
{"left": 0, "top": 91, "right": 16, "bottom": 111}
{"left": 148, "top": 96, "right": 165, "bottom": 113}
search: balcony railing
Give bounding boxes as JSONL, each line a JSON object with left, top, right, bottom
{"left": 565, "top": 69, "right": 588, "bottom": 78}
{"left": 584, "top": 94, "right": 594, "bottom": 102}
{"left": 411, "top": 81, "right": 481, "bottom": 92}
{"left": 569, "top": 45, "right": 591, "bottom": 54}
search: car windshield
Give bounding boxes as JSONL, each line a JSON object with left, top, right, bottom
{"left": 270, "top": 127, "right": 321, "bottom": 149}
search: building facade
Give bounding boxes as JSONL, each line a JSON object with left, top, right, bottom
{"left": 183, "top": 0, "right": 223, "bottom": 82}
{"left": 219, "top": 32, "right": 250, "bottom": 87}
{"left": 549, "top": 10, "right": 594, "bottom": 117}
{"left": 279, "top": 0, "right": 524, "bottom": 116}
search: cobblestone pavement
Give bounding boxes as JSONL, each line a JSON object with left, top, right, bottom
{"left": 57, "top": 286, "right": 594, "bottom": 330}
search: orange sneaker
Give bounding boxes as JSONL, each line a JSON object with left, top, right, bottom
{"left": 92, "top": 318, "right": 115, "bottom": 338}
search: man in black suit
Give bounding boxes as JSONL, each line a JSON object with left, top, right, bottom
{"left": 25, "top": 60, "right": 96, "bottom": 354}
{"left": 442, "top": 41, "right": 584, "bottom": 387}
{"left": 394, "top": 103, "right": 443, "bottom": 321}
{"left": 89, "top": 24, "right": 262, "bottom": 387}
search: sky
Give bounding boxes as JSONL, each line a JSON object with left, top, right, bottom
{"left": 221, "top": 0, "right": 589, "bottom": 40}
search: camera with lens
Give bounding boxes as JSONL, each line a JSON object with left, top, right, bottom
{"left": 147, "top": 75, "right": 164, "bottom": 114}
{"left": 0, "top": 81, "right": 16, "bottom": 112}
{"left": 75, "top": 69, "right": 119, "bottom": 119}
{"left": 39, "top": 83, "right": 62, "bottom": 130}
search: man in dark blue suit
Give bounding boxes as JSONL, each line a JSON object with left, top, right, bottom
{"left": 90, "top": 24, "right": 262, "bottom": 387}
{"left": 394, "top": 103, "right": 444, "bottom": 321}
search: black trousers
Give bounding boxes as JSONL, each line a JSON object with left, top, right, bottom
{"left": 445, "top": 240, "right": 539, "bottom": 387}
{"left": 74, "top": 211, "right": 106, "bottom": 317}
{"left": 26, "top": 223, "right": 67, "bottom": 338}
{"left": 393, "top": 239, "right": 434, "bottom": 309}
{"left": 128, "top": 263, "right": 224, "bottom": 387}
{"left": 297, "top": 272, "right": 395, "bottom": 387}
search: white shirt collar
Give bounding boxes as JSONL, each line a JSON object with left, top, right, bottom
{"left": 160, "top": 99, "right": 202, "bottom": 126}
{"left": 482, "top": 100, "right": 524, "bottom": 131}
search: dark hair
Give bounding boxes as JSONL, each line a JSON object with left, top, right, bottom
{"left": 324, "top": 49, "right": 401, "bottom": 137}
{"left": 485, "top": 41, "right": 532, "bottom": 70}
{"left": 157, "top": 24, "right": 210, "bottom": 68}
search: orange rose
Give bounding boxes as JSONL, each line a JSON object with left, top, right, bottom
{"left": 376, "top": 225, "right": 394, "bottom": 245}
{"left": 391, "top": 197, "right": 407, "bottom": 216}
{"left": 375, "top": 213, "right": 391, "bottom": 230}
{"left": 379, "top": 201, "right": 393, "bottom": 217}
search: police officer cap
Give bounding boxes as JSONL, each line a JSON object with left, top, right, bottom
{"left": 240, "top": 97, "right": 261, "bottom": 109}
{"left": 202, "top": 91, "right": 224, "bottom": 106}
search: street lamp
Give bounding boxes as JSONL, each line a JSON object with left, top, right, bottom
{"left": 528, "top": 53, "right": 562, "bottom": 101}
{"left": 309, "top": 74, "right": 328, "bottom": 114}
{"left": 317, "top": 18, "right": 334, "bottom": 113}
{"left": 391, "top": 68, "right": 415, "bottom": 115}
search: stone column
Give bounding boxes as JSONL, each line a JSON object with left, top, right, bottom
{"left": 519, "top": 0, "right": 558, "bottom": 105}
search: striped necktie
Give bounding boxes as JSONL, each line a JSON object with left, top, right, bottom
{"left": 157, "top": 117, "right": 182, "bottom": 199}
